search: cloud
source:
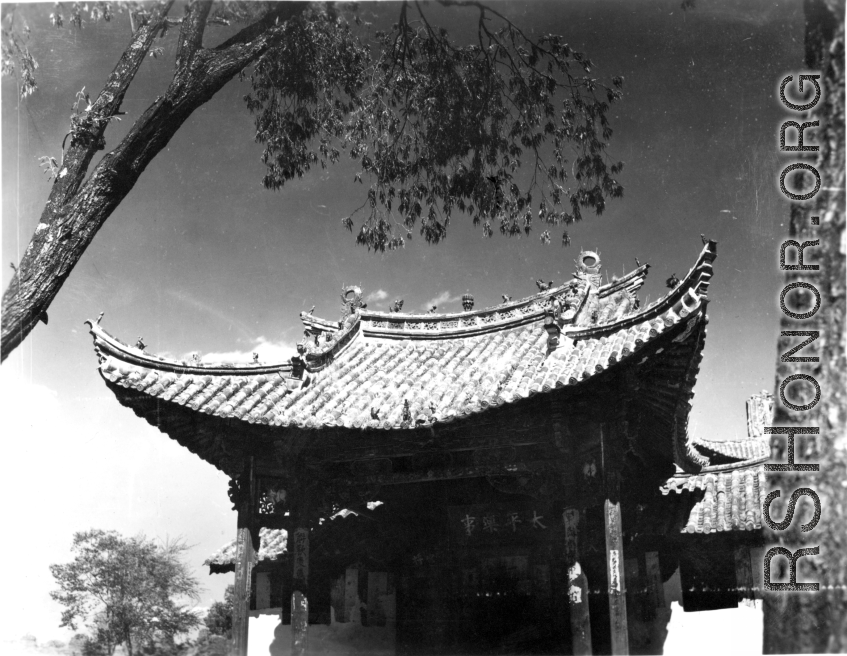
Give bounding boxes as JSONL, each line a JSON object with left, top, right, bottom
{"left": 185, "top": 336, "right": 296, "bottom": 364}
{"left": 365, "top": 289, "right": 389, "bottom": 304}
{"left": 422, "top": 291, "right": 461, "bottom": 311}
{"left": 0, "top": 371, "right": 76, "bottom": 643}
{"left": 164, "top": 289, "right": 256, "bottom": 341}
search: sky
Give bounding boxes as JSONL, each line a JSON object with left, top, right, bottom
{"left": 1, "top": 0, "right": 805, "bottom": 645}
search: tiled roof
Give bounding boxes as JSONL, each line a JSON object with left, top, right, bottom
{"left": 89, "top": 243, "right": 716, "bottom": 440}
{"left": 204, "top": 526, "right": 287, "bottom": 568}
{"left": 661, "top": 439, "right": 768, "bottom": 534}
{"left": 204, "top": 511, "right": 378, "bottom": 572}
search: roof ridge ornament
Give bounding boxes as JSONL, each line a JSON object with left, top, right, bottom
{"left": 575, "top": 249, "right": 602, "bottom": 280}
{"left": 340, "top": 285, "right": 366, "bottom": 318}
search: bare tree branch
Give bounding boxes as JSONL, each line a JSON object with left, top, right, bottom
{"left": 213, "top": 2, "right": 307, "bottom": 53}
{"left": 173, "top": 0, "right": 211, "bottom": 76}
{"left": 1, "top": 1, "right": 308, "bottom": 361}
{"left": 45, "top": 0, "right": 174, "bottom": 215}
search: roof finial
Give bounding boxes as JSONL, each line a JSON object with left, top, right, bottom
{"left": 535, "top": 279, "right": 553, "bottom": 292}
{"left": 252, "top": 352, "right": 259, "bottom": 363}
{"left": 96, "top": 311, "right": 105, "bottom": 324}
{"left": 135, "top": 336, "right": 146, "bottom": 350}
{"left": 666, "top": 273, "right": 680, "bottom": 289}
{"left": 391, "top": 299, "right": 405, "bottom": 313}
{"left": 402, "top": 399, "right": 411, "bottom": 422}
{"left": 501, "top": 294, "right": 512, "bottom": 303}
{"left": 340, "top": 285, "right": 366, "bottom": 317}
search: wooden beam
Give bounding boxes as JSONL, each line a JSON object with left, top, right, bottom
{"left": 604, "top": 483, "right": 629, "bottom": 654}
{"left": 563, "top": 508, "right": 592, "bottom": 655}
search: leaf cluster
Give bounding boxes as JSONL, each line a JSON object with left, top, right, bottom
{"left": 245, "top": 0, "right": 624, "bottom": 251}
{"left": 202, "top": 585, "right": 234, "bottom": 639}
{"left": 50, "top": 530, "right": 201, "bottom": 656}
{"left": 1, "top": 7, "right": 38, "bottom": 97}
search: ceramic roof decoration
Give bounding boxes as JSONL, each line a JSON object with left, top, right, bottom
{"left": 88, "top": 241, "right": 717, "bottom": 477}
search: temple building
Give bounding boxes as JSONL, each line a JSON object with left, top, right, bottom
{"left": 87, "top": 241, "right": 768, "bottom": 655}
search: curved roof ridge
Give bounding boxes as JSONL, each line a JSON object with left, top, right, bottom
{"left": 292, "top": 242, "right": 715, "bottom": 343}
{"left": 299, "top": 263, "right": 651, "bottom": 329}
{"left": 691, "top": 433, "right": 771, "bottom": 463}
{"left": 299, "top": 313, "right": 363, "bottom": 371}
{"left": 86, "top": 321, "right": 295, "bottom": 376}
{"left": 299, "top": 312, "right": 340, "bottom": 333}
{"left": 598, "top": 263, "right": 650, "bottom": 298}
{"left": 696, "top": 435, "right": 765, "bottom": 447}
{"left": 355, "top": 240, "right": 715, "bottom": 343}
{"left": 671, "top": 453, "right": 769, "bottom": 475}
{"left": 568, "top": 240, "right": 716, "bottom": 337}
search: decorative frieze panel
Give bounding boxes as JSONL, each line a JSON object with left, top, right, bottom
{"left": 228, "top": 476, "right": 250, "bottom": 511}
{"left": 257, "top": 479, "right": 289, "bottom": 516}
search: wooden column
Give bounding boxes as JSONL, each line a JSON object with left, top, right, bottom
{"left": 734, "top": 543, "right": 763, "bottom": 608}
{"left": 232, "top": 510, "right": 255, "bottom": 656}
{"left": 563, "top": 508, "right": 592, "bottom": 655}
{"left": 291, "top": 493, "right": 311, "bottom": 656}
{"left": 604, "top": 485, "right": 628, "bottom": 655}
{"left": 601, "top": 417, "right": 629, "bottom": 656}
{"left": 644, "top": 551, "right": 665, "bottom": 615}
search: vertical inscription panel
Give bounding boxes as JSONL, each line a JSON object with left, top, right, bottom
{"left": 604, "top": 499, "right": 629, "bottom": 655}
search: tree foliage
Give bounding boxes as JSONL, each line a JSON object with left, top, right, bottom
{"left": 50, "top": 530, "right": 201, "bottom": 656}
{"left": 244, "top": 2, "right": 623, "bottom": 251}
{"left": 0, "top": 1, "right": 624, "bottom": 361}
{"left": 764, "top": 0, "right": 846, "bottom": 652}
{"left": 202, "top": 584, "right": 233, "bottom": 640}
{"left": 1, "top": 5, "right": 38, "bottom": 97}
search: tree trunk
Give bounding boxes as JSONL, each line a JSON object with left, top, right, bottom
{"left": 1, "top": 1, "right": 306, "bottom": 362}
{"left": 763, "top": 0, "right": 845, "bottom": 652}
